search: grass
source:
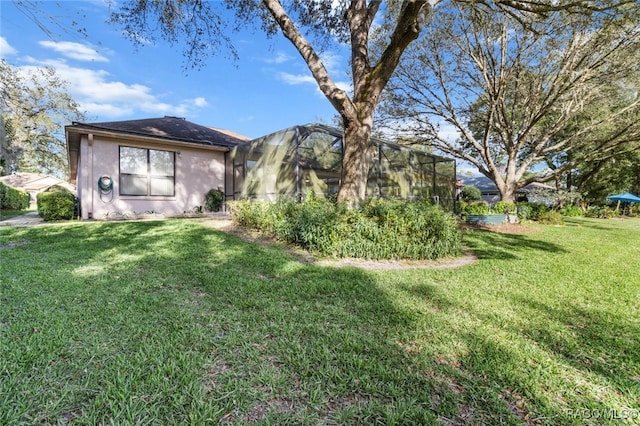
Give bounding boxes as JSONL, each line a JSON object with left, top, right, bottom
{"left": 0, "top": 204, "right": 36, "bottom": 221}
{"left": 1, "top": 217, "right": 639, "bottom": 425}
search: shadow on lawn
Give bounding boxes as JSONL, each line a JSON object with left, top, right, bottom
{"left": 1, "top": 221, "right": 467, "bottom": 423}
{"left": 397, "top": 278, "right": 640, "bottom": 425}
{"left": 510, "top": 296, "right": 640, "bottom": 393}
{"left": 462, "top": 228, "right": 566, "bottom": 260}
{"left": 171, "top": 223, "right": 467, "bottom": 424}
{"left": 563, "top": 216, "right": 640, "bottom": 233}
{"left": 4, "top": 220, "right": 633, "bottom": 424}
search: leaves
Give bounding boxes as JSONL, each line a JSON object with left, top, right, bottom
{"left": 0, "top": 59, "right": 85, "bottom": 177}
{"left": 380, "top": 3, "right": 640, "bottom": 201}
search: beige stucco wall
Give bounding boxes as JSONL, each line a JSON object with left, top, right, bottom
{"left": 77, "top": 135, "right": 226, "bottom": 219}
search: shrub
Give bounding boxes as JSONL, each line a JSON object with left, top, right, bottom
{"left": 584, "top": 206, "right": 619, "bottom": 219}
{"left": 515, "top": 202, "right": 532, "bottom": 221}
{"left": 228, "top": 197, "right": 461, "bottom": 260}
{"left": 537, "top": 211, "right": 564, "bottom": 225}
{"left": 37, "top": 186, "right": 75, "bottom": 221}
{"left": 516, "top": 202, "right": 550, "bottom": 221}
{"left": 461, "top": 201, "right": 492, "bottom": 215}
{"left": 0, "top": 182, "right": 30, "bottom": 210}
{"left": 461, "top": 185, "right": 482, "bottom": 201}
{"left": 493, "top": 201, "right": 516, "bottom": 214}
{"left": 558, "top": 204, "right": 583, "bottom": 217}
{"left": 204, "top": 188, "right": 224, "bottom": 212}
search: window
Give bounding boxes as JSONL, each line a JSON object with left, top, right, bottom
{"left": 120, "top": 147, "right": 175, "bottom": 196}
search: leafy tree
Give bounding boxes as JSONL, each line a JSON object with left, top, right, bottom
{"left": 0, "top": 59, "right": 85, "bottom": 177}
{"left": 19, "top": 1, "right": 632, "bottom": 203}
{"left": 108, "top": 0, "right": 635, "bottom": 207}
{"left": 576, "top": 149, "right": 640, "bottom": 204}
{"left": 461, "top": 185, "right": 482, "bottom": 202}
{"left": 381, "top": 3, "right": 640, "bottom": 202}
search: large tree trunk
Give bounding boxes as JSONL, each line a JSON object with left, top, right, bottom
{"left": 337, "top": 115, "right": 375, "bottom": 207}
{"left": 493, "top": 166, "right": 519, "bottom": 203}
{"left": 498, "top": 184, "right": 517, "bottom": 203}
{"left": 262, "top": 0, "right": 427, "bottom": 207}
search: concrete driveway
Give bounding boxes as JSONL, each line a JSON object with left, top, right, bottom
{"left": 0, "top": 212, "right": 44, "bottom": 227}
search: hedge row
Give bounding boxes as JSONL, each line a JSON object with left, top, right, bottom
{"left": 229, "top": 195, "right": 462, "bottom": 260}
{"left": 0, "top": 182, "right": 30, "bottom": 210}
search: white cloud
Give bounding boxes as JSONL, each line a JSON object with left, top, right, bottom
{"left": 264, "top": 51, "right": 292, "bottom": 64}
{"left": 437, "top": 122, "right": 461, "bottom": 142}
{"left": 277, "top": 71, "right": 352, "bottom": 97}
{"left": 317, "top": 51, "right": 343, "bottom": 74}
{"left": 38, "top": 41, "right": 109, "bottom": 62}
{"left": 334, "top": 80, "right": 352, "bottom": 93}
{"left": 192, "top": 97, "right": 208, "bottom": 107}
{"left": 19, "top": 58, "right": 207, "bottom": 119}
{"left": 277, "top": 72, "right": 316, "bottom": 85}
{"left": 0, "top": 37, "right": 17, "bottom": 56}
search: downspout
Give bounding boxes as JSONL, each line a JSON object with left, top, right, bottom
{"left": 88, "top": 133, "right": 94, "bottom": 219}
{"left": 295, "top": 127, "right": 301, "bottom": 201}
{"left": 224, "top": 150, "right": 228, "bottom": 202}
{"left": 378, "top": 143, "right": 382, "bottom": 197}
{"left": 432, "top": 156, "right": 437, "bottom": 204}
{"left": 453, "top": 160, "right": 457, "bottom": 213}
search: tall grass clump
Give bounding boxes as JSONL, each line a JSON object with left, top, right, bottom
{"left": 228, "top": 195, "right": 461, "bottom": 260}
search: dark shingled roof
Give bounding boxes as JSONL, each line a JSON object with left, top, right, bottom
{"left": 69, "top": 116, "right": 249, "bottom": 148}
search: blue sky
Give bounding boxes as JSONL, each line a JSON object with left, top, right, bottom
{"left": 1, "top": 0, "right": 351, "bottom": 139}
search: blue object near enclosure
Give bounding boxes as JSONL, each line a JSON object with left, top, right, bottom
{"left": 607, "top": 192, "right": 640, "bottom": 203}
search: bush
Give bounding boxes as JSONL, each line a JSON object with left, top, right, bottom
{"left": 37, "top": 186, "right": 76, "bottom": 221}
{"left": 460, "top": 201, "right": 492, "bottom": 215}
{"left": 515, "top": 202, "right": 532, "bottom": 221}
{"left": 204, "top": 188, "right": 224, "bottom": 212}
{"left": 558, "top": 204, "right": 583, "bottom": 217}
{"left": 537, "top": 211, "right": 564, "bottom": 225}
{"left": 0, "top": 182, "right": 30, "bottom": 210}
{"left": 228, "top": 197, "right": 461, "bottom": 260}
{"left": 493, "top": 201, "right": 516, "bottom": 214}
{"left": 584, "top": 206, "right": 619, "bottom": 219}
{"left": 515, "top": 202, "right": 550, "bottom": 221}
{"left": 461, "top": 185, "right": 482, "bottom": 201}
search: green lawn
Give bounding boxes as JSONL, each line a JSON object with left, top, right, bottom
{"left": 0, "top": 205, "right": 36, "bottom": 221}
{"left": 1, "top": 217, "right": 638, "bottom": 425}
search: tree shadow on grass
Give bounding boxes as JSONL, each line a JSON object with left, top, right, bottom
{"left": 1, "top": 221, "right": 490, "bottom": 424}
{"left": 462, "top": 228, "right": 567, "bottom": 260}
{"left": 395, "top": 277, "right": 640, "bottom": 425}
{"left": 5, "top": 219, "right": 621, "bottom": 425}
{"left": 509, "top": 296, "right": 640, "bottom": 395}
{"left": 563, "top": 216, "right": 640, "bottom": 233}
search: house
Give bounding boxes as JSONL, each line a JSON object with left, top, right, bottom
{"left": 457, "top": 174, "right": 555, "bottom": 204}
{"left": 0, "top": 172, "right": 75, "bottom": 201}
{"left": 66, "top": 116, "right": 249, "bottom": 220}
{"left": 66, "top": 117, "right": 458, "bottom": 220}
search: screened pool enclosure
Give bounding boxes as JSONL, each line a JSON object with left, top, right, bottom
{"left": 225, "top": 124, "right": 457, "bottom": 210}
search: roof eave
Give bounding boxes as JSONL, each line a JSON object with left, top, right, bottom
{"left": 65, "top": 125, "right": 232, "bottom": 152}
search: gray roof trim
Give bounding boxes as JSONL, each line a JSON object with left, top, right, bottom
{"left": 66, "top": 117, "right": 247, "bottom": 148}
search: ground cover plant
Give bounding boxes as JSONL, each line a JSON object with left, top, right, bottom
{"left": 229, "top": 196, "right": 462, "bottom": 260}
{"left": 1, "top": 217, "right": 639, "bottom": 424}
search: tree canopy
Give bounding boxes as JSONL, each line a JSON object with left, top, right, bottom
{"left": 20, "top": 0, "right": 635, "bottom": 204}
{"left": 0, "top": 59, "right": 85, "bottom": 177}
{"left": 381, "top": 2, "right": 640, "bottom": 201}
